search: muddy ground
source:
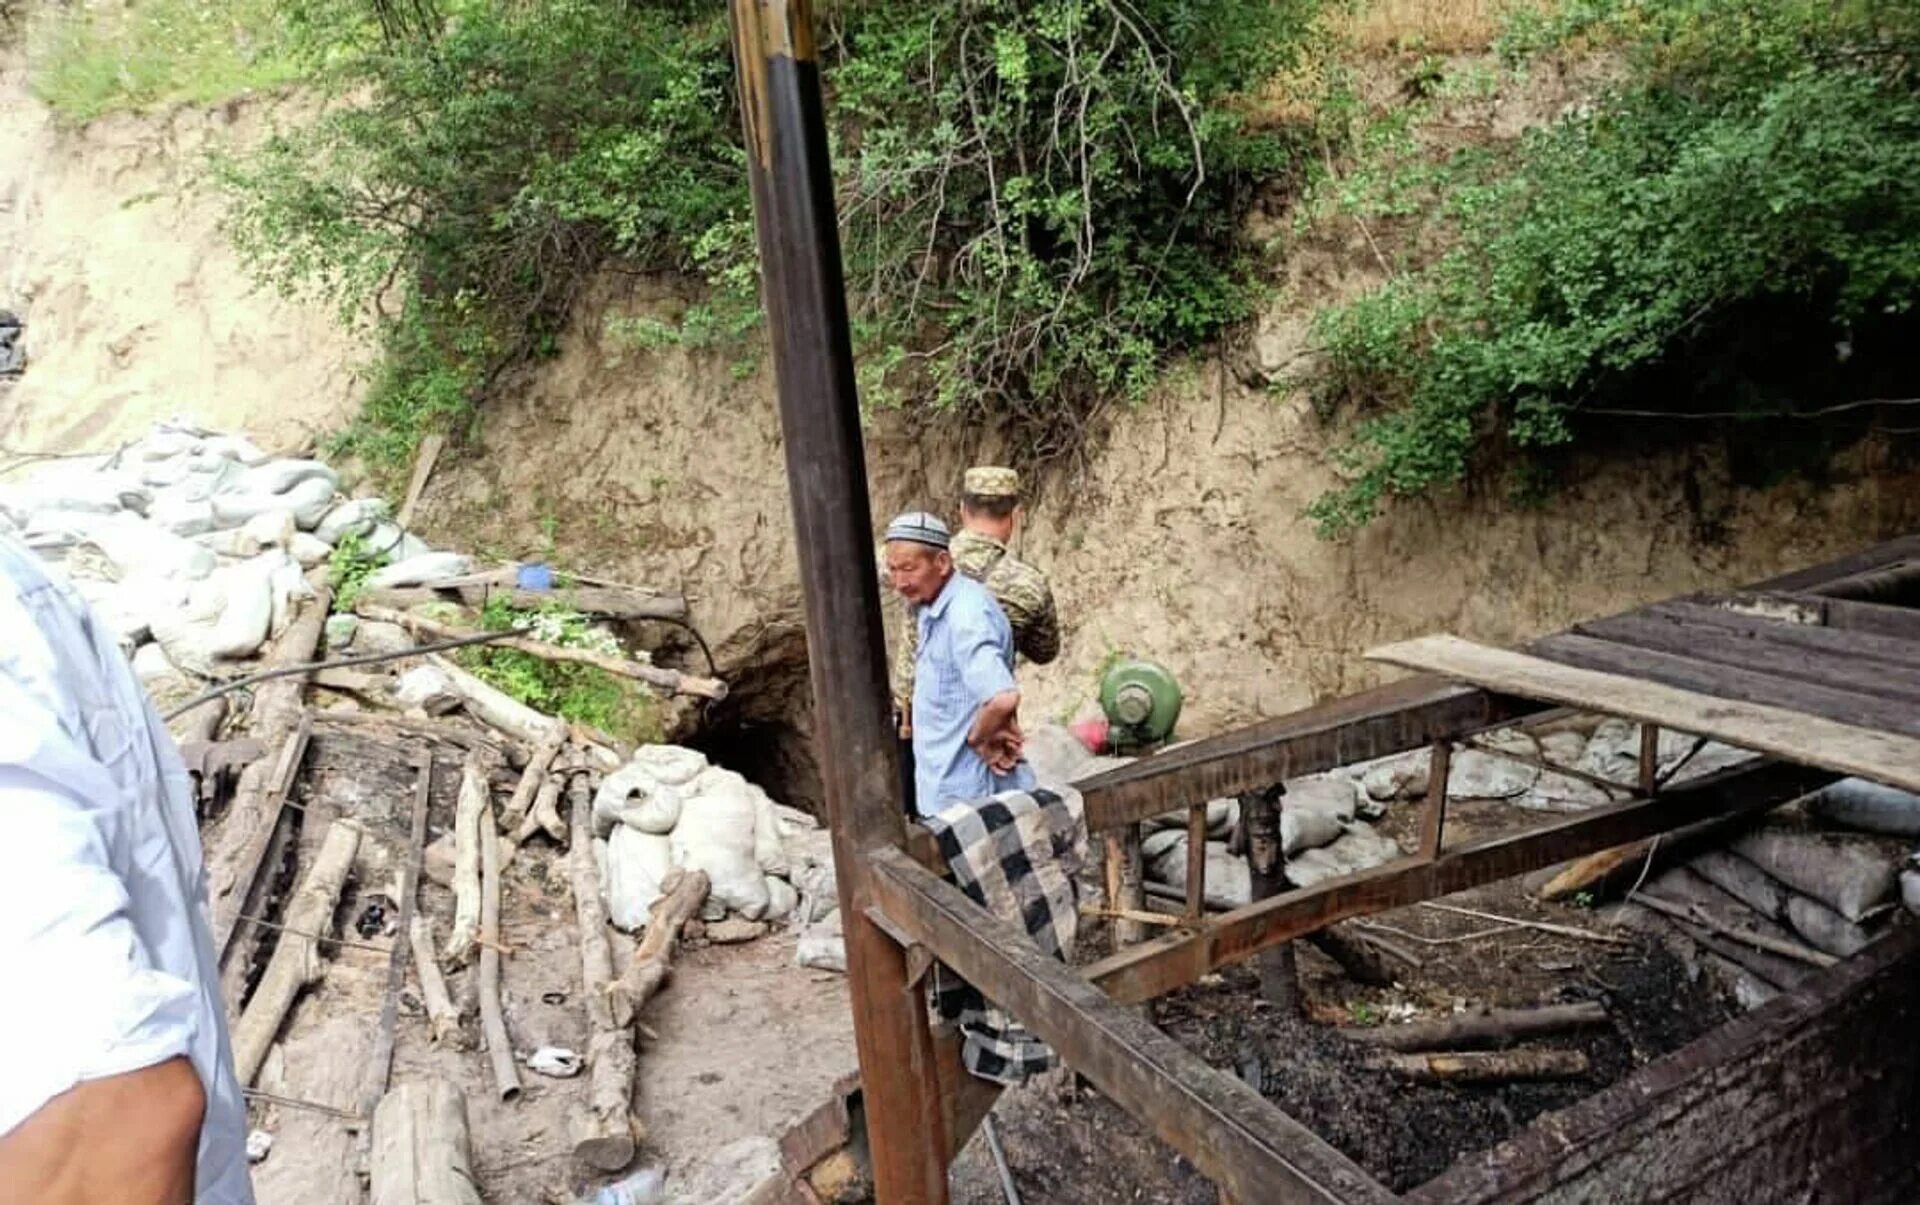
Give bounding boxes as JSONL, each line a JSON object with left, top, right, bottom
{"left": 951, "top": 797, "right": 1742, "bottom": 1202}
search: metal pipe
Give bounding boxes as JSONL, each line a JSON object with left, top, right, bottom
{"left": 982, "top": 1116, "right": 1024, "bottom": 1205}
{"left": 725, "top": 0, "right": 950, "bottom": 1198}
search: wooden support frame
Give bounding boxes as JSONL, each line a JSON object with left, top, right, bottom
{"left": 1086, "top": 760, "right": 1835, "bottom": 1004}
{"left": 866, "top": 846, "right": 1395, "bottom": 1205}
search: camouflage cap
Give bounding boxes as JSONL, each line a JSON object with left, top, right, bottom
{"left": 963, "top": 465, "right": 1021, "bottom": 499}
{"left": 884, "top": 510, "right": 951, "bottom": 550}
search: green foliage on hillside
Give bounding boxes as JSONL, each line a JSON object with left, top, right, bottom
{"left": 28, "top": 0, "right": 303, "bottom": 121}
{"left": 1307, "top": 0, "right": 1920, "bottom": 535}
{"left": 213, "top": 0, "right": 1326, "bottom": 471}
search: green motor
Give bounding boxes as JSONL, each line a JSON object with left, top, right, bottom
{"left": 1099, "top": 658, "right": 1183, "bottom": 753}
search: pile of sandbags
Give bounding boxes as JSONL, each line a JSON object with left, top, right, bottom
{"left": 1, "top": 418, "right": 461, "bottom": 671}
{"left": 1141, "top": 773, "right": 1401, "bottom": 909}
{"left": 1348, "top": 719, "right": 1757, "bottom": 813}
{"left": 1605, "top": 792, "right": 1911, "bottom": 1011}
{"left": 591, "top": 744, "right": 819, "bottom": 933}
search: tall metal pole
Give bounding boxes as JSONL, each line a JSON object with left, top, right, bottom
{"left": 725, "top": 1, "right": 950, "bottom": 1200}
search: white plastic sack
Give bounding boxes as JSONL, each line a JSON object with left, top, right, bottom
{"left": 289, "top": 532, "right": 333, "bottom": 567}
{"left": 315, "top": 498, "right": 390, "bottom": 544}
{"left": 363, "top": 521, "right": 430, "bottom": 564}
{"left": 243, "top": 509, "right": 296, "bottom": 552}
{"left": 236, "top": 459, "right": 338, "bottom": 497}
{"left": 795, "top": 909, "right": 847, "bottom": 973}
{"left": 1287, "top": 825, "right": 1404, "bottom": 889}
{"left": 594, "top": 762, "right": 685, "bottom": 836}
{"left": 212, "top": 475, "right": 334, "bottom": 531}
{"left": 603, "top": 827, "right": 675, "bottom": 931}
{"left": 750, "top": 788, "right": 788, "bottom": 876}
{"left": 783, "top": 828, "right": 838, "bottom": 923}
{"left": 764, "top": 875, "right": 800, "bottom": 921}
{"left": 147, "top": 495, "right": 220, "bottom": 536}
{"left": 149, "top": 556, "right": 278, "bottom": 671}
{"left": 628, "top": 743, "right": 709, "bottom": 786}
{"left": 366, "top": 552, "right": 473, "bottom": 590}
{"left": 1149, "top": 838, "right": 1251, "bottom": 910}
{"left": 1810, "top": 779, "right": 1920, "bottom": 837}
{"left": 671, "top": 768, "right": 771, "bottom": 918}
{"left": 85, "top": 514, "right": 217, "bottom": 582}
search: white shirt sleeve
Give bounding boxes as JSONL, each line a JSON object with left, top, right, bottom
{"left": 0, "top": 683, "right": 201, "bottom": 1137}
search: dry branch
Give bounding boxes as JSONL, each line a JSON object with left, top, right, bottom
{"left": 427, "top": 654, "right": 570, "bottom": 747}
{"left": 501, "top": 735, "right": 563, "bottom": 834}
{"left": 362, "top": 606, "right": 726, "bottom": 700}
{"left": 409, "top": 915, "right": 466, "bottom": 1047}
{"left": 618, "top": 868, "right": 711, "bottom": 1013}
{"left": 569, "top": 777, "right": 631, "bottom": 1029}
{"left": 231, "top": 822, "right": 362, "bottom": 1085}
{"left": 369, "top": 1078, "right": 483, "bottom": 1205}
{"left": 442, "top": 751, "right": 487, "bottom": 965}
{"left": 1366, "top": 1049, "right": 1591, "bottom": 1083}
{"left": 512, "top": 771, "right": 568, "bottom": 847}
{"left": 479, "top": 788, "right": 521, "bottom": 1101}
{"left": 1348, "top": 1002, "right": 1609, "bottom": 1052}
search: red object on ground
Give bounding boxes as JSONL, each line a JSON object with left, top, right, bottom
{"left": 1070, "top": 714, "right": 1110, "bottom": 755}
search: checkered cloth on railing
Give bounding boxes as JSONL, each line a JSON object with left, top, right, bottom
{"left": 922, "top": 785, "right": 1089, "bottom": 1084}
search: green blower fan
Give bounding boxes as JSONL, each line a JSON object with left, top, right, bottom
{"left": 1099, "top": 658, "right": 1183, "bottom": 754}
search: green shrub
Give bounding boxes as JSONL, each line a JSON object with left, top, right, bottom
{"left": 458, "top": 595, "right": 663, "bottom": 745}
{"left": 28, "top": 0, "right": 304, "bottom": 121}
{"left": 1307, "top": 0, "right": 1920, "bottom": 535}
{"left": 217, "top": 0, "right": 1330, "bottom": 468}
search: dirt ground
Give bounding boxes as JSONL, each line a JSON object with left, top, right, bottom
{"left": 237, "top": 723, "right": 859, "bottom": 1205}
{"left": 951, "top": 797, "right": 1742, "bottom": 1202}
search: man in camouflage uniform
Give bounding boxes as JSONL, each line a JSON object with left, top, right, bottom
{"left": 893, "top": 465, "right": 1060, "bottom": 732}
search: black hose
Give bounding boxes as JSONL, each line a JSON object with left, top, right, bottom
{"left": 161, "top": 629, "right": 530, "bottom": 722}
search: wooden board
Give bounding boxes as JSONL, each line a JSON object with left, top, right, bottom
{"left": 1531, "top": 633, "right": 1920, "bottom": 735}
{"left": 1370, "top": 635, "right": 1920, "bottom": 792}
{"left": 1628, "top": 601, "right": 1920, "bottom": 673}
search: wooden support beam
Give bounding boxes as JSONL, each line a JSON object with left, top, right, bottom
{"left": 1630, "top": 601, "right": 1920, "bottom": 672}
{"left": 727, "top": 0, "right": 950, "bottom": 1193}
{"left": 1419, "top": 741, "right": 1452, "bottom": 860}
{"left": 1085, "top": 760, "right": 1834, "bottom": 1004}
{"left": 866, "top": 847, "right": 1395, "bottom": 1205}
{"left": 1786, "top": 593, "right": 1920, "bottom": 644}
{"left": 362, "top": 746, "right": 434, "bottom": 1118}
{"left": 1749, "top": 534, "right": 1920, "bottom": 593}
{"left": 1374, "top": 635, "right": 1920, "bottom": 789}
{"left": 1184, "top": 804, "right": 1208, "bottom": 925}
{"left": 1074, "top": 678, "right": 1542, "bottom": 833}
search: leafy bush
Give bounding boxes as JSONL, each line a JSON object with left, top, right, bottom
{"left": 326, "top": 530, "right": 386, "bottom": 610}
{"left": 459, "top": 595, "right": 662, "bottom": 745}
{"left": 217, "top": 0, "right": 1327, "bottom": 469}
{"left": 1308, "top": 0, "right": 1920, "bottom": 535}
{"left": 28, "top": 0, "right": 303, "bottom": 121}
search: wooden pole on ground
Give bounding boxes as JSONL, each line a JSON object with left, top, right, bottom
{"left": 231, "top": 821, "right": 362, "bottom": 1085}
{"left": 442, "top": 751, "right": 487, "bottom": 965}
{"left": 369, "top": 1078, "right": 483, "bottom": 1205}
{"left": 726, "top": 0, "right": 952, "bottom": 1193}
{"left": 478, "top": 786, "right": 520, "bottom": 1101}
{"left": 568, "top": 776, "right": 641, "bottom": 1171}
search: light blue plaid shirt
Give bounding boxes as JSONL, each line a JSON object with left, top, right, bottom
{"left": 911, "top": 571, "right": 1036, "bottom": 814}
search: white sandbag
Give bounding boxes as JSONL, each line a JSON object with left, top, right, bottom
{"left": 1538, "top": 730, "right": 1588, "bottom": 768}
{"left": 237, "top": 458, "right": 339, "bottom": 497}
{"left": 1145, "top": 795, "right": 1235, "bottom": 834}
{"left": 315, "top": 497, "right": 390, "bottom": 544}
{"left": 132, "top": 641, "right": 183, "bottom": 686}
{"left": 200, "top": 434, "right": 269, "bottom": 465}
{"left": 74, "top": 575, "right": 186, "bottom": 646}
{"left": 1689, "top": 849, "right": 1788, "bottom": 920}
{"left": 1809, "top": 779, "right": 1920, "bottom": 838}
{"left": 243, "top": 509, "right": 296, "bottom": 552}
{"left": 135, "top": 431, "right": 200, "bottom": 462}
{"left": 160, "top": 458, "right": 244, "bottom": 504}
{"left": 764, "top": 876, "right": 800, "bottom": 921}
{"left": 1024, "top": 723, "right": 1100, "bottom": 786}
{"left": 367, "top": 552, "right": 473, "bottom": 590}
{"left": 671, "top": 769, "right": 771, "bottom": 918}
{"left": 795, "top": 909, "right": 847, "bottom": 973}
{"left": 1361, "top": 750, "right": 1430, "bottom": 802}
{"left": 604, "top": 826, "right": 675, "bottom": 932}
{"left": 1902, "top": 861, "right": 1920, "bottom": 918}
{"left": 268, "top": 557, "right": 314, "bottom": 637}
{"left": 1287, "top": 774, "right": 1361, "bottom": 823}
{"left": 771, "top": 802, "right": 819, "bottom": 839}
{"left": 1283, "top": 807, "right": 1346, "bottom": 856}
{"left": 1149, "top": 838, "right": 1251, "bottom": 910}
{"left": 146, "top": 495, "right": 220, "bottom": 536}
{"left": 211, "top": 474, "right": 334, "bottom": 530}
{"left": 140, "top": 456, "right": 196, "bottom": 488}
{"left": 1286, "top": 825, "right": 1404, "bottom": 890}
{"left": 393, "top": 665, "right": 459, "bottom": 714}
{"left": 627, "top": 744, "right": 709, "bottom": 787}
{"left": 593, "top": 763, "right": 685, "bottom": 837}
{"left": 289, "top": 532, "right": 333, "bottom": 568}
{"left": 1577, "top": 719, "right": 1641, "bottom": 783}
{"left": 1141, "top": 829, "right": 1184, "bottom": 861}
{"left": 85, "top": 514, "right": 216, "bottom": 582}
{"left": 363, "top": 521, "right": 430, "bottom": 564}
{"left": 149, "top": 557, "right": 277, "bottom": 671}
{"left": 783, "top": 829, "right": 838, "bottom": 923}
{"left": 1730, "top": 828, "right": 1899, "bottom": 922}
{"left": 1783, "top": 894, "right": 1874, "bottom": 959}
{"left": 750, "top": 788, "right": 788, "bottom": 875}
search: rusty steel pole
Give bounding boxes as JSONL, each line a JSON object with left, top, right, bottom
{"left": 725, "top": 1, "right": 951, "bottom": 1201}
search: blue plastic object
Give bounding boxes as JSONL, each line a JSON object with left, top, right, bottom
{"left": 517, "top": 562, "right": 555, "bottom": 591}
